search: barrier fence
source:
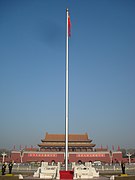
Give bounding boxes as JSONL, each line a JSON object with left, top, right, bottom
{"left": 0, "top": 163, "right": 135, "bottom": 174}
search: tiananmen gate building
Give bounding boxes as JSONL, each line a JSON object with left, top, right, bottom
{"left": 10, "top": 133, "right": 123, "bottom": 164}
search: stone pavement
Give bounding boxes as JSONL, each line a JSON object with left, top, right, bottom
{"left": 1, "top": 175, "right": 135, "bottom": 180}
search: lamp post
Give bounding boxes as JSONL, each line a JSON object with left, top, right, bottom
{"left": 2, "top": 152, "right": 7, "bottom": 163}
{"left": 20, "top": 150, "right": 24, "bottom": 163}
{"left": 127, "top": 153, "right": 132, "bottom": 164}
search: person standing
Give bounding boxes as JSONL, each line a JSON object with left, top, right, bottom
{"left": 121, "top": 161, "right": 125, "bottom": 174}
{"left": 8, "top": 161, "right": 13, "bottom": 174}
{"left": 2, "top": 162, "right": 6, "bottom": 175}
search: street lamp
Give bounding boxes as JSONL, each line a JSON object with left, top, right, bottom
{"left": 127, "top": 153, "right": 132, "bottom": 164}
{"left": 1, "top": 152, "right": 7, "bottom": 163}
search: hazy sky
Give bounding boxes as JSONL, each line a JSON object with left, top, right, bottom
{"left": 0, "top": 0, "right": 135, "bottom": 150}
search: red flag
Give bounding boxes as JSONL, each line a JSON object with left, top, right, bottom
{"left": 117, "top": 145, "right": 120, "bottom": 151}
{"left": 68, "top": 15, "right": 71, "bottom": 37}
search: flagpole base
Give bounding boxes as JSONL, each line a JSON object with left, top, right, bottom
{"left": 60, "top": 170, "right": 74, "bottom": 179}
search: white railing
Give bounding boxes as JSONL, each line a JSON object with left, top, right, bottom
{"left": 0, "top": 163, "right": 135, "bottom": 174}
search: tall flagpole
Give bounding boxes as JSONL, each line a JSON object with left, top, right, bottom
{"left": 65, "top": 8, "right": 69, "bottom": 171}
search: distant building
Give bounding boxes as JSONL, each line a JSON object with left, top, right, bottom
{"left": 38, "top": 132, "right": 95, "bottom": 152}
{"left": 10, "top": 133, "right": 124, "bottom": 164}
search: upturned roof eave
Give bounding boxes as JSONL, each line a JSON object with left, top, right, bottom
{"left": 38, "top": 143, "right": 96, "bottom": 147}
{"left": 41, "top": 140, "right": 93, "bottom": 143}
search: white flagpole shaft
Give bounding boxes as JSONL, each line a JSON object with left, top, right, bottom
{"left": 65, "top": 8, "right": 69, "bottom": 171}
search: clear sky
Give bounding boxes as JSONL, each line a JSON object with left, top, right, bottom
{"left": 0, "top": 0, "right": 135, "bottom": 150}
